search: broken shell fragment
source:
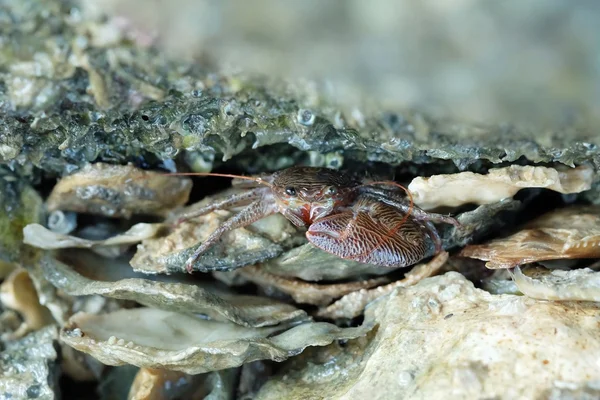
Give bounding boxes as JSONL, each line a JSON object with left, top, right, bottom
{"left": 236, "top": 265, "right": 389, "bottom": 306}
{"left": 42, "top": 256, "right": 308, "bottom": 327}
{"left": 318, "top": 251, "right": 448, "bottom": 319}
{"left": 46, "top": 162, "right": 192, "bottom": 218}
{"left": 0, "top": 268, "right": 54, "bottom": 339}
{"left": 60, "top": 308, "right": 371, "bottom": 375}
{"left": 409, "top": 164, "right": 593, "bottom": 210}
{"left": 127, "top": 369, "right": 196, "bottom": 400}
{"left": 509, "top": 266, "right": 600, "bottom": 301}
{"left": 480, "top": 269, "right": 520, "bottom": 295}
{"left": 444, "top": 199, "right": 522, "bottom": 249}
{"left": 460, "top": 205, "right": 600, "bottom": 269}
{"left": 23, "top": 223, "right": 163, "bottom": 251}
{"left": 128, "top": 367, "right": 238, "bottom": 400}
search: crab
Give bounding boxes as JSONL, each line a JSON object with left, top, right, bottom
{"left": 170, "top": 166, "right": 460, "bottom": 273}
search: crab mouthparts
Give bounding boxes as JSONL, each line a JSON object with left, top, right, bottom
{"left": 299, "top": 204, "right": 327, "bottom": 225}
{"left": 299, "top": 204, "right": 312, "bottom": 224}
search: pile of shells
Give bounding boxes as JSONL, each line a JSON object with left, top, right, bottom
{"left": 3, "top": 159, "right": 600, "bottom": 399}
{"left": 2, "top": 1, "right": 600, "bottom": 398}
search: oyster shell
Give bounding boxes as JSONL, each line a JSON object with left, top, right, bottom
{"left": 3, "top": 0, "right": 600, "bottom": 176}
{"left": 460, "top": 205, "right": 600, "bottom": 268}
{"left": 234, "top": 265, "right": 389, "bottom": 306}
{"left": 510, "top": 266, "right": 600, "bottom": 302}
{"left": 42, "top": 256, "right": 308, "bottom": 328}
{"left": 46, "top": 163, "right": 192, "bottom": 218}
{"left": 409, "top": 164, "right": 593, "bottom": 210}
{"left": 23, "top": 222, "right": 163, "bottom": 251}
{"left": 318, "top": 251, "right": 448, "bottom": 319}
{"left": 60, "top": 308, "right": 372, "bottom": 374}
{"left": 256, "top": 272, "right": 600, "bottom": 399}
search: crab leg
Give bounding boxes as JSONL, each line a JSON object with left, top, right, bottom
{"left": 422, "top": 220, "right": 442, "bottom": 252}
{"left": 175, "top": 189, "right": 263, "bottom": 225}
{"left": 361, "top": 187, "right": 459, "bottom": 226}
{"left": 185, "top": 199, "right": 279, "bottom": 273}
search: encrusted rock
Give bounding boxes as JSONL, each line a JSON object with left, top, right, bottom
{"left": 256, "top": 272, "right": 600, "bottom": 399}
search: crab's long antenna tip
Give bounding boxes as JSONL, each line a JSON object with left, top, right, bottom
{"left": 136, "top": 171, "right": 273, "bottom": 188}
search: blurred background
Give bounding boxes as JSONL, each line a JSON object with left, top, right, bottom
{"left": 82, "top": 0, "right": 600, "bottom": 132}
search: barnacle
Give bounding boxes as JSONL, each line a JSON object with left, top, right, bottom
{"left": 47, "top": 210, "right": 77, "bottom": 235}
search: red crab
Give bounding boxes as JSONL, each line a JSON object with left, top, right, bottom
{"left": 167, "top": 166, "right": 459, "bottom": 273}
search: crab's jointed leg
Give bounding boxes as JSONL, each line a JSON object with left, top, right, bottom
{"left": 361, "top": 187, "right": 460, "bottom": 227}
{"left": 422, "top": 220, "right": 442, "bottom": 252}
{"left": 174, "top": 189, "right": 263, "bottom": 226}
{"left": 185, "top": 199, "right": 279, "bottom": 273}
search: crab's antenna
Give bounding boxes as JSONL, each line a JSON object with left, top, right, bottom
{"left": 137, "top": 172, "right": 273, "bottom": 188}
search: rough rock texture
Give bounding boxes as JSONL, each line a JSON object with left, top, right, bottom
{"left": 256, "top": 272, "right": 600, "bottom": 400}
{"left": 1, "top": 1, "right": 599, "bottom": 181}
{"left": 0, "top": 326, "right": 60, "bottom": 400}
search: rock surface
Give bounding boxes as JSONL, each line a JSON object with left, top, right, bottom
{"left": 256, "top": 272, "right": 600, "bottom": 399}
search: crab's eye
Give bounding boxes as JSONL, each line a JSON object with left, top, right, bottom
{"left": 285, "top": 187, "right": 297, "bottom": 196}
{"left": 326, "top": 186, "right": 338, "bottom": 195}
